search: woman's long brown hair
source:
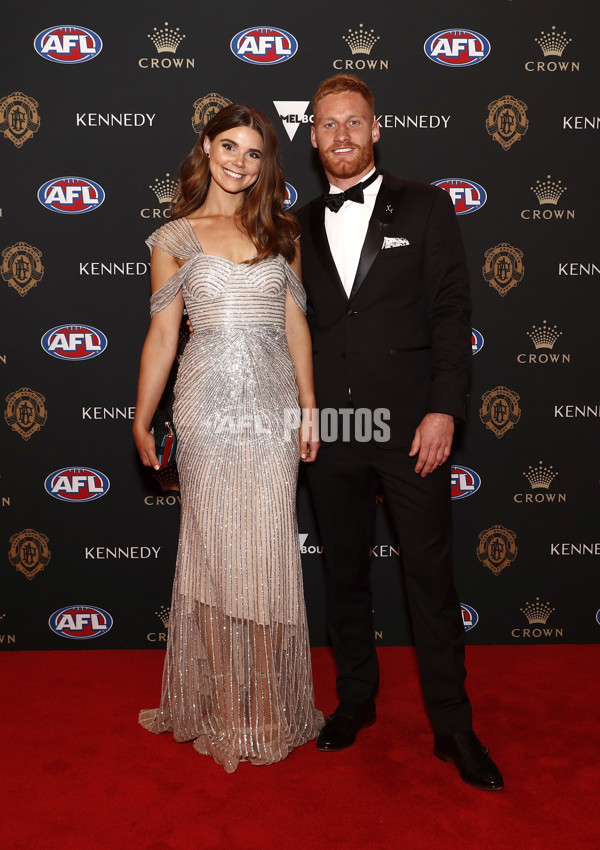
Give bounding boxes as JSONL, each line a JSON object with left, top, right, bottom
{"left": 170, "top": 104, "right": 298, "bottom": 264}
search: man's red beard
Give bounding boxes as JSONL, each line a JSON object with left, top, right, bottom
{"left": 318, "top": 142, "right": 374, "bottom": 180}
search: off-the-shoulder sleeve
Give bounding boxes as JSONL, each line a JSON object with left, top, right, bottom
{"left": 149, "top": 265, "right": 186, "bottom": 317}
{"left": 282, "top": 260, "right": 307, "bottom": 314}
{"left": 145, "top": 219, "right": 201, "bottom": 260}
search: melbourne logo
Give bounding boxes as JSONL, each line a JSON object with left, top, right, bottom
{"left": 49, "top": 605, "right": 113, "bottom": 639}
{"left": 333, "top": 23, "right": 388, "bottom": 71}
{"left": 38, "top": 177, "right": 104, "bottom": 214}
{"left": 432, "top": 179, "right": 486, "bottom": 215}
{"left": 273, "top": 101, "right": 311, "bottom": 141}
{"left": 451, "top": 466, "right": 481, "bottom": 500}
{"left": 2, "top": 242, "right": 44, "bottom": 296}
{"left": 514, "top": 461, "right": 566, "bottom": 504}
{"left": 192, "top": 93, "right": 231, "bottom": 133}
{"left": 141, "top": 173, "right": 177, "bottom": 219}
{"left": 477, "top": 525, "right": 518, "bottom": 576}
{"left": 34, "top": 26, "right": 102, "bottom": 63}
{"left": 139, "top": 22, "right": 194, "bottom": 69}
{"left": 0, "top": 92, "right": 40, "bottom": 148}
{"left": 424, "top": 29, "right": 490, "bottom": 67}
{"left": 284, "top": 183, "right": 297, "bottom": 210}
{"left": 231, "top": 27, "right": 298, "bottom": 65}
{"left": 461, "top": 604, "right": 479, "bottom": 631}
{"left": 482, "top": 243, "right": 525, "bottom": 297}
{"left": 4, "top": 388, "right": 47, "bottom": 440}
{"left": 44, "top": 468, "right": 110, "bottom": 502}
{"left": 486, "top": 96, "right": 528, "bottom": 150}
{"left": 9, "top": 529, "right": 51, "bottom": 580}
{"left": 517, "top": 320, "right": 570, "bottom": 365}
{"left": 522, "top": 174, "right": 574, "bottom": 220}
{"left": 41, "top": 325, "right": 108, "bottom": 361}
{"left": 480, "top": 386, "right": 521, "bottom": 438}
{"left": 471, "top": 328, "right": 484, "bottom": 355}
{"left": 525, "top": 26, "right": 578, "bottom": 72}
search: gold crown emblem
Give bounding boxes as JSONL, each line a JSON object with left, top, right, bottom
{"left": 531, "top": 175, "right": 566, "bottom": 206}
{"left": 155, "top": 604, "right": 170, "bottom": 629}
{"left": 526, "top": 319, "right": 562, "bottom": 349}
{"left": 153, "top": 465, "right": 180, "bottom": 492}
{"left": 342, "top": 23, "right": 380, "bottom": 55}
{"left": 534, "top": 26, "right": 572, "bottom": 57}
{"left": 149, "top": 173, "right": 178, "bottom": 204}
{"left": 148, "top": 22, "right": 186, "bottom": 54}
{"left": 520, "top": 597, "right": 555, "bottom": 624}
{"left": 523, "top": 461, "right": 558, "bottom": 490}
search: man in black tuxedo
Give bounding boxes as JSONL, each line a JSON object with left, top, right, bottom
{"left": 297, "top": 74, "right": 503, "bottom": 791}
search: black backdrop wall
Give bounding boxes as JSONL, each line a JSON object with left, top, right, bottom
{"left": 2, "top": 0, "right": 599, "bottom": 650}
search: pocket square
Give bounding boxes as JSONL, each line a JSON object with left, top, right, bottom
{"left": 382, "top": 237, "right": 410, "bottom": 249}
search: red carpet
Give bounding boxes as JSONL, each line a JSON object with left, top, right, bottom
{"left": 1, "top": 645, "right": 597, "bottom": 850}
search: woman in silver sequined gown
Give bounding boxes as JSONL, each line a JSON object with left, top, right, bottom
{"left": 133, "top": 105, "right": 323, "bottom": 772}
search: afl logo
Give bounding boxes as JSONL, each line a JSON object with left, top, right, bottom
{"left": 38, "top": 177, "right": 105, "bottom": 215}
{"left": 424, "top": 29, "right": 490, "bottom": 67}
{"left": 433, "top": 178, "right": 487, "bottom": 215}
{"left": 41, "top": 325, "right": 108, "bottom": 361}
{"left": 451, "top": 465, "right": 481, "bottom": 500}
{"left": 231, "top": 27, "right": 298, "bottom": 65}
{"left": 49, "top": 605, "right": 113, "bottom": 640}
{"left": 471, "top": 328, "right": 484, "bottom": 355}
{"left": 44, "top": 468, "right": 110, "bottom": 502}
{"left": 461, "top": 604, "right": 479, "bottom": 631}
{"left": 34, "top": 26, "right": 102, "bottom": 64}
{"left": 284, "top": 183, "right": 297, "bottom": 210}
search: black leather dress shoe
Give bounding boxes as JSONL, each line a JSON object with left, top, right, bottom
{"left": 316, "top": 700, "right": 377, "bottom": 752}
{"left": 433, "top": 730, "right": 504, "bottom": 791}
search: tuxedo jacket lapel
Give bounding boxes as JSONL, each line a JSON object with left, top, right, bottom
{"left": 308, "top": 198, "right": 347, "bottom": 301}
{"left": 348, "top": 180, "right": 404, "bottom": 301}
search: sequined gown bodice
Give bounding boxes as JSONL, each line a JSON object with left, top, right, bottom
{"left": 139, "top": 218, "right": 323, "bottom": 772}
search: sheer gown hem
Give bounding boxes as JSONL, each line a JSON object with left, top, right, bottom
{"left": 138, "top": 708, "right": 324, "bottom": 773}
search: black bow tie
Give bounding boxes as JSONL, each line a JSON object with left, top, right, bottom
{"left": 323, "top": 171, "right": 379, "bottom": 212}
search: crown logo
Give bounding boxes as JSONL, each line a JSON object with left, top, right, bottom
{"left": 530, "top": 175, "right": 566, "bottom": 206}
{"left": 152, "top": 465, "right": 180, "bottom": 492}
{"left": 155, "top": 604, "right": 170, "bottom": 629}
{"left": 523, "top": 461, "right": 558, "bottom": 490}
{"left": 342, "top": 23, "right": 380, "bottom": 55}
{"left": 520, "top": 598, "right": 555, "bottom": 624}
{"left": 526, "top": 319, "right": 562, "bottom": 349}
{"left": 149, "top": 173, "right": 178, "bottom": 204}
{"left": 534, "top": 26, "right": 572, "bottom": 57}
{"left": 148, "top": 22, "right": 186, "bottom": 54}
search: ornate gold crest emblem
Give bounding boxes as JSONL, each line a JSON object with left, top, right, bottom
{"left": 2, "top": 242, "right": 45, "bottom": 296}
{"left": 486, "top": 95, "right": 528, "bottom": 150}
{"left": 0, "top": 92, "right": 41, "bottom": 148}
{"left": 480, "top": 386, "right": 521, "bottom": 438}
{"left": 477, "top": 525, "right": 518, "bottom": 576}
{"left": 482, "top": 243, "right": 524, "bottom": 297}
{"left": 192, "top": 93, "right": 232, "bottom": 134}
{"left": 153, "top": 465, "right": 180, "bottom": 492}
{"left": 9, "top": 529, "right": 51, "bottom": 580}
{"left": 4, "top": 388, "right": 47, "bottom": 440}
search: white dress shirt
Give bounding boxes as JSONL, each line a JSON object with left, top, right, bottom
{"left": 324, "top": 167, "right": 382, "bottom": 297}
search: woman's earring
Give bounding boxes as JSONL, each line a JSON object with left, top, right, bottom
{"left": 205, "top": 151, "right": 210, "bottom": 158}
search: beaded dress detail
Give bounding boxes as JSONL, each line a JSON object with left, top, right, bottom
{"left": 139, "top": 218, "right": 323, "bottom": 772}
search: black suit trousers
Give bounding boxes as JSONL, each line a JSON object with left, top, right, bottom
{"left": 307, "top": 434, "right": 473, "bottom": 735}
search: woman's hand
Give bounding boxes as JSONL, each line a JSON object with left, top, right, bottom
{"left": 299, "top": 408, "right": 319, "bottom": 463}
{"left": 134, "top": 426, "right": 160, "bottom": 470}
